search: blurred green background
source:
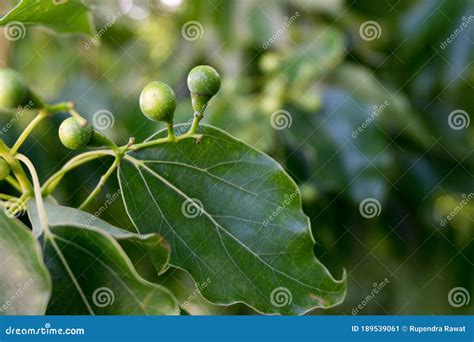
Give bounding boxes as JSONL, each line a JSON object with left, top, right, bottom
{"left": 0, "top": 0, "right": 472, "bottom": 315}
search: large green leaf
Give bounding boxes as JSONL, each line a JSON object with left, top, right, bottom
{"left": 28, "top": 202, "right": 178, "bottom": 315}
{"left": 0, "top": 0, "right": 95, "bottom": 36}
{"left": 0, "top": 210, "right": 51, "bottom": 315}
{"left": 119, "top": 124, "right": 346, "bottom": 315}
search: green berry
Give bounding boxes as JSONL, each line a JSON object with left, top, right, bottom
{"left": 58, "top": 117, "right": 93, "bottom": 150}
{"left": 0, "top": 68, "right": 29, "bottom": 109}
{"left": 187, "top": 65, "right": 221, "bottom": 97}
{"left": 139, "top": 81, "right": 176, "bottom": 123}
{"left": 0, "top": 158, "right": 10, "bottom": 180}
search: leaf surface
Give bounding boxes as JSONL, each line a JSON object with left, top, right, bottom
{"left": 30, "top": 202, "right": 171, "bottom": 276}
{"left": 0, "top": 210, "right": 51, "bottom": 315}
{"left": 119, "top": 124, "right": 346, "bottom": 315}
{"left": 28, "top": 202, "right": 178, "bottom": 315}
{"left": 0, "top": 0, "right": 95, "bottom": 36}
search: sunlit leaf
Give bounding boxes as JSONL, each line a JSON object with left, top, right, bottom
{"left": 119, "top": 124, "right": 346, "bottom": 315}
{"left": 0, "top": 0, "right": 95, "bottom": 36}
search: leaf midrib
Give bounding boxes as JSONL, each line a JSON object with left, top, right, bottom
{"left": 138, "top": 159, "right": 287, "bottom": 209}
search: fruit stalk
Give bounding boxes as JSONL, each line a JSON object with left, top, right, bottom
{"left": 78, "top": 156, "right": 121, "bottom": 210}
{"left": 10, "top": 110, "right": 48, "bottom": 155}
{"left": 0, "top": 140, "right": 33, "bottom": 193}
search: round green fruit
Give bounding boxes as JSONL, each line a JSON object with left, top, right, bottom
{"left": 0, "top": 68, "right": 29, "bottom": 109}
{"left": 0, "top": 158, "right": 10, "bottom": 180}
{"left": 58, "top": 117, "right": 93, "bottom": 150}
{"left": 187, "top": 65, "right": 221, "bottom": 97}
{"left": 139, "top": 81, "right": 176, "bottom": 123}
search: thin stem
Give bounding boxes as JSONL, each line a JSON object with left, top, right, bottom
{"left": 129, "top": 122, "right": 201, "bottom": 151}
{"left": 41, "top": 150, "right": 115, "bottom": 197}
{"left": 128, "top": 135, "right": 175, "bottom": 151}
{"left": 4, "top": 192, "right": 29, "bottom": 217}
{"left": 78, "top": 157, "right": 121, "bottom": 210}
{"left": 166, "top": 122, "right": 176, "bottom": 141}
{"left": 0, "top": 193, "right": 18, "bottom": 201}
{"left": 10, "top": 111, "right": 48, "bottom": 155}
{"left": 16, "top": 154, "right": 48, "bottom": 236}
{"left": 45, "top": 101, "right": 74, "bottom": 113}
{"left": 176, "top": 131, "right": 203, "bottom": 142}
{"left": 41, "top": 155, "right": 102, "bottom": 196}
{"left": 5, "top": 175, "right": 22, "bottom": 193}
{"left": 69, "top": 108, "right": 88, "bottom": 127}
{"left": 187, "top": 114, "right": 201, "bottom": 135}
{"left": 0, "top": 140, "right": 33, "bottom": 192}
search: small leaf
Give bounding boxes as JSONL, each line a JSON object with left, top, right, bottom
{"left": 119, "top": 124, "right": 346, "bottom": 315}
{"left": 29, "top": 202, "right": 171, "bottom": 276}
{"left": 0, "top": 0, "right": 96, "bottom": 36}
{"left": 28, "top": 202, "right": 178, "bottom": 315}
{"left": 0, "top": 210, "right": 51, "bottom": 315}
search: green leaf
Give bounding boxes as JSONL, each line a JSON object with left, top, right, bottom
{"left": 28, "top": 202, "right": 179, "bottom": 315}
{"left": 0, "top": 0, "right": 96, "bottom": 36}
{"left": 30, "top": 202, "right": 171, "bottom": 277}
{"left": 0, "top": 210, "right": 51, "bottom": 315}
{"left": 119, "top": 124, "right": 346, "bottom": 315}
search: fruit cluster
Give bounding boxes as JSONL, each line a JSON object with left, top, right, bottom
{"left": 0, "top": 65, "right": 221, "bottom": 183}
